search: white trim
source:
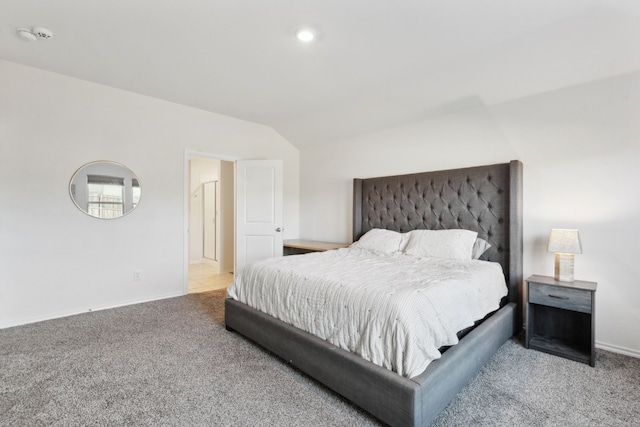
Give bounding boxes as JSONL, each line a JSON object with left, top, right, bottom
{"left": 596, "top": 341, "right": 640, "bottom": 359}
{"left": 183, "top": 149, "right": 239, "bottom": 295}
{"left": 0, "top": 292, "right": 184, "bottom": 330}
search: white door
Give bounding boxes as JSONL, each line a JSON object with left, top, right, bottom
{"left": 235, "top": 160, "right": 283, "bottom": 272}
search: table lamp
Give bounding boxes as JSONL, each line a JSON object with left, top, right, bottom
{"left": 547, "top": 229, "right": 582, "bottom": 282}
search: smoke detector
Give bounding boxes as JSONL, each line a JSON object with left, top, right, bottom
{"left": 17, "top": 27, "right": 53, "bottom": 41}
{"left": 32, "top": 27, "right": 53, "bottom": 39}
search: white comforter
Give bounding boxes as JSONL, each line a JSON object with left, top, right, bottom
{"left": 227, "top": 247, "right": 507, "bottom": 378}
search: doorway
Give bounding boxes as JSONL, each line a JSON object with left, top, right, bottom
{"left": 187, "top": 154, "right": 235, "bottom": 293}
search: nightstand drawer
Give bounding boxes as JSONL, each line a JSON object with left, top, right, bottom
{"left": 529, "top": 283, "right": 592, "bottom": 313}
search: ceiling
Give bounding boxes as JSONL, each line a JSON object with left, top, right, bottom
{"left": 2, "top": 0, "right": 639, "bottom": 148}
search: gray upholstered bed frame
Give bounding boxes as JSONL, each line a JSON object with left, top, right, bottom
{"left": 225, "top": 160, "right": 523, "bottom": 426}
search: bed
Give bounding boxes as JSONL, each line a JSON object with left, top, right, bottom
{"left": 225, "top": 160, "right": 523, "bottom": 426}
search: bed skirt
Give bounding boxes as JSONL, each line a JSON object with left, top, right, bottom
{"left": 225, "top": 299, "right": 516, "bottom": 427}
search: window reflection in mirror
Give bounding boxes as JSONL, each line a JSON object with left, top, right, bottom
{"left": 70, "top": 161, "right": 141, "bottom": 219}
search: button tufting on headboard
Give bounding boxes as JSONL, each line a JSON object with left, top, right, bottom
{"left": 354, "top": 162, "right": 513, "bottom": 276}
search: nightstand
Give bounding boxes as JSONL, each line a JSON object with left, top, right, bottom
{"left": 283, "top": 239, "right": 349, "bottom": 255}
{"left": 526, "top": 275, "right": 597, "bottom": 366}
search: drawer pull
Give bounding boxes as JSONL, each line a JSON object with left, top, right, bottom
{"left": 548, "top": 294, "right": 569, "bottom": 300}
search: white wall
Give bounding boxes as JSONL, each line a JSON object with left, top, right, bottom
{"left": 0, "top": 60, "right": 299, "bottom": 328}
{"left": 299, "top": 70, "right": 640, "bottom": 357}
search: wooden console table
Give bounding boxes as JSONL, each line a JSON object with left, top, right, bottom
{"left": 283, "top": 239, "right": 349, "bottom": 255}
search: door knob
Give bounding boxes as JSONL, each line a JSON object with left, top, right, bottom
{"left": 275, "top": 227, "right": 283, "bottom": 232}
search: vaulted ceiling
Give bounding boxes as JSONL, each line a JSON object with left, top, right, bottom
{"left": 2, "top": 1, "right": 639, "bottom": 148}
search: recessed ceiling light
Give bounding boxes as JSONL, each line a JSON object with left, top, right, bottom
{"left": 295, "top": 28, "right": 315, "bottom": 43}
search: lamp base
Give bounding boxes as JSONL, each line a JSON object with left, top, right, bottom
{"left": 554, "top": 253, "right": 575, "bottom": 282}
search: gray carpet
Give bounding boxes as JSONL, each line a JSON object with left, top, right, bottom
{"left": 1, "top": 290, "right": 638, "bottom": 427}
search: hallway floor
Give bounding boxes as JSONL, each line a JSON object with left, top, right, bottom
{"left": 188, "top": 263, "right": 234, "bottom": 293}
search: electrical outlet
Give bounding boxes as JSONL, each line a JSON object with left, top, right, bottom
{"left": 134, "top": 270, "right": 142, "bottom": 281}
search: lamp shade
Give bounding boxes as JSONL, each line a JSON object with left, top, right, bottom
{"left": 547, "top": 229, "right": 582, "bottom": 254}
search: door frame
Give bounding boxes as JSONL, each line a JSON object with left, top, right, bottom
{"left": 183, "top": 150, "right": 238, "bottom": 294}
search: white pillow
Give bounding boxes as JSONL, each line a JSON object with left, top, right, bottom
{"left": 403, "top": 229, "right": 478, "bottom": 260}
{"left": 472, "top": 238, "right": 492, "bottom": 260}
{"left": 350, "top": 228, "right": 404, "bottom": 253}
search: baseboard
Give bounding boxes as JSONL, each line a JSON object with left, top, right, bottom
{"left": 596, "top": 341, "right": 640, "bottom": 359}
{"left": 0, "top": 291, "right": 184, "bottom": 330}
{"left": 201, "top": 258, "right": 219, "bottom": 269}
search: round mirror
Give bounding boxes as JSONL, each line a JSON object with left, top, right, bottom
{"left": 69, "top": 161, "right": 141, "bottom": 219}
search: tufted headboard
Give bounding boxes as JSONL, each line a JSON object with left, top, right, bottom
{"left": 353, "top": 160, "right": 523, "bottom": 322}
